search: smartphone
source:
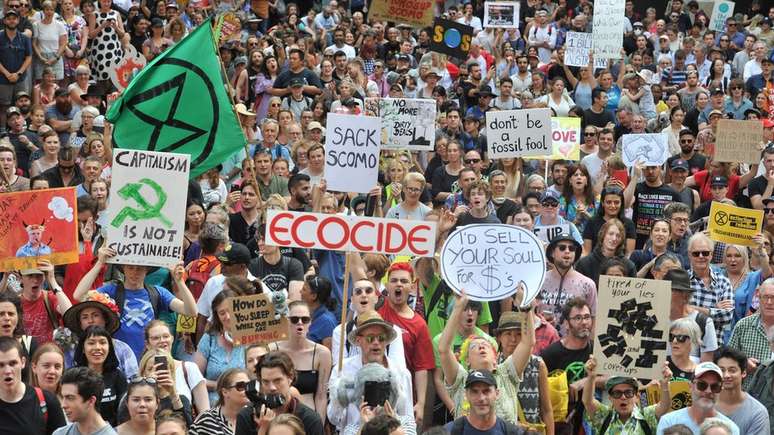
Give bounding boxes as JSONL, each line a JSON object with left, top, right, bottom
{"left": 231, "top": 183, "right": 241, "bottom": 192}
{"left": 364, "top": 193, "right": 378, "bottom": 217}
{"left": 154, "top": 355, "right": 168, "bottom": 372}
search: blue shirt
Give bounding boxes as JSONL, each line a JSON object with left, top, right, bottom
{"left": 96, "top": 282, "right": 176, "bottom": 360}
{"left": 15, "top": 242, "right": 51, "bottom": 257}
{"left": 0, "top": 30, "right": 31, "bottom": 85}
{"left": 316, "top": 249, "right": 346, "bottom": 312}
{"left": 309, "top": 305, "right": 337, "bottom": 345}
{"left": 533, "top": 215, "right": 583, "bottom": 245}
{"left": 724, "top": 98, "right": 753, "bottom": 120}
{"left": 656, "top": 407, "right": 739, "bottom": 435}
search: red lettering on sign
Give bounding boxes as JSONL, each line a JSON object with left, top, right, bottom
{"left": 408, "top": 225, "right": 432, "bottom": 255}
{"left": 317, "top": 216, "right": 349, "bottom": 250}
{"left": 350, "top": 220, "right": 375, "bottom": 251}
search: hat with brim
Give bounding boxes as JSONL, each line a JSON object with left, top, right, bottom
{"left": 20, "top": 268, "right": 43, "bottom": 276}
{"left": 4, "top": 9, "right": 19, "bottom": 17}
{"left": 235, "top": 103, "right": 255, "bottom": 117}
{"left": 465, "top": 369, "right": 497, "bottom": 388}
{"left": 545, "top": 234, "right": 582, "bottom": 264}
{"left": 347, "top": 310, "right": 397, "bottom": 346}
{"left": 664, "top": 269, "right": 692, "bottom": 292}
{"left": 605, "top": 376, "right": 638, "bottom": 393}
{"left": 496, "top": 311, "right": 524, "bottom": 333}
{"left": 80, "top": 88, "right": 103, "bottom": 100}
{"left": 708, "top": 109, "right": 724, "bottom": 118}
{"left": 636, "top": 69, "right": 653, "bottom": 83}
{"left": 63, "top": 291, "right": 121, "bottom": 335}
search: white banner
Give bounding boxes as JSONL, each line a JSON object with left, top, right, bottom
{"left": 265, "top": 210, "right": 437, "bottom": 257}
{"left": 621, "top": 133, "right": 670, "bottom": 167}
{"left": 486, "top": 108, "right": 552, "bottom": 158}
{"left": 324, "top": 113, "right": 381, "bottom": 193}
{"left": 106, "top": 150, "right": 190, "bottom": 267}
{"left": 591, "top": 0, "right": 626, "bottom": 60}
{"left": 370, "top": 98, "right": 436, "bottom": 150}
{"left": 564, "top": 31, "right": 609, "bottom": 69}
{"left": 533, "top": 224, "right": 570, "bottom": 243}
{"left": 440, "top": 224, "right": 546, "bottom": 305}
{"left": 709, "top": 1, "right": 735, "bottom": 32}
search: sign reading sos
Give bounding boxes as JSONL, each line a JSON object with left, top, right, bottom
{"left": 430, "top": 18, "right": 473, "bottom": 59}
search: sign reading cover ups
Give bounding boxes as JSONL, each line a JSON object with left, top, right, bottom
{"left": 486, "top": 108, "right": 552, "bottom": 158}
{"left": 106, "top": 150, "right": 190, "bottom": 267}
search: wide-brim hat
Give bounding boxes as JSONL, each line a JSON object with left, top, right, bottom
{"left": 545, "top": 234, "right": 582, "bottom": 264}
{"left": 235, "top": 103, "right": 256, "bottom": 117}
{"left": 63, "top": 291, "right": 121, "bottom": 335}
{"left": 347, "top": 310, "right": 397, "bottom": 346}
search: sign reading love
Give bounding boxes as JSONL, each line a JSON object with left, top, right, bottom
{"left": 524, "top": 117, "right": 581, "bottom": 161}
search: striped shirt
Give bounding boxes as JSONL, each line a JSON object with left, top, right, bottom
{"left": 189, "top": 406, "right": 233, "bottom": 435}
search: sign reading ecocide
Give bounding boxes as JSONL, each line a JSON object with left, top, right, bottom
{"left": 486, "top": 108, "right": 552, "bottom": 158}
{"left": 265, "top": 210, "right": 437, "bottom": 257}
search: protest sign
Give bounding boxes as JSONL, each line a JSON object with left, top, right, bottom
{"left": 709, "top": 1, "right": 735, "bottom": 32}
{"left": 594, "top": 275, "right": 670, "bottom": 380}
{"left": 646, "top": 380, "right": 693, "bottom": 411}
{"left": 226, "top": 293, "right": 289, "bottom": 346}
{"left": 324, "top": 113, "right": 381, "bottom": 193}
{"left": 265, "top": 210, "right": 437, "bottom": 257}
{"left": 524, "top": 117, "right": 581, "bottom": 161}
{"left": 714, "top": 119, "right": 763, "bottom": 164}
{"left": 439, "top": 224, "right": 546, "bottom": 305}
{"left": 368, "top": 98, "right": 436, "bottom": 151}
{"left": 369, "top": 0, "right": 434, "bottom": 28}
{"left": 708, "top": 202, "right": 763, "bottom": 247}
{"left": 483, "top": 1, "right": 519, "bottom": 28}
{"left": 106, "top": 150, "right": 190, "bottom": 267}
{"left": 564, "top": 32, "right": 609, "bottom": 69}
{"left": 430, "top": 18, "right": 474, "bottom": 59}
{"left": 0, "top": 188, "right": 78, "bottom": 271}
{"left": 486, "top": 108, "right": 552, "bottom": 159}
{"left": 217, "top": 12, "right": 242, "bottom": 42}
{"left": 622, "top": 133, "right": 670, "bottom": 167}
{"left": 533, "top": 223, "right": 571, "bottom": 243}
{"left": 591, "top": 0, "right": 625, "bottom": 60}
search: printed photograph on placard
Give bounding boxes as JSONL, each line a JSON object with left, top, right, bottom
{"left": 483, "top": 1, "right": 519, "bottom": 28}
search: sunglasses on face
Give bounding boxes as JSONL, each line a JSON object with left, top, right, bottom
{"left": 557, "top": 244, "right": 577, "bottom": 252}
{"left": 360, "top": 334, "right": 387, "bottom": 344}
{"left": 353, "top": 286, "right": 375, "bottom": 296}
{"left": 464, "top": 158, "right": 481, "bottom": 164}
{"left": 289, "top": 316, "right": 311, "bottom": 324}
{"left": 691, "top": 250, "right": 711, "bottom": 257}
{"left": 542, "top": 201, "right": 559, "bottom": 208}
{"left": 764, "top": 208, "right": 774, "bottom": 214}
{"left": 584, "top": 132, "right": 596, "bottom": 136}
{"left": 695, "top": 380, "right": 722, "bottom": 393}
{"left": 227, "top": 381, "right": 248, "bottom": 391}
{"left": 609, "top": 389, "right": 635, "bottom": 399}
{"left": 680, "top": 139, "right": 693, "bottom": 144}
{"left": 669, "top": 333, "right": 690, "bottom": 343}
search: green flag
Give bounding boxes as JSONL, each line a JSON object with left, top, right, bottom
{"left": 106, "top": 19, "right": 245, "bottom": 178}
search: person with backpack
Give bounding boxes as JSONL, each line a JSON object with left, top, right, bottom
{"left": 19, "top": 260, "right": 73, "bottom": 343}
{"left": 73, "top": 247, "right": 198, "bottom": 360}
{"left": 444, "top": 370, "right": 526, "bottom": 435}
{"left": 665, "top": 269, "right": 718, "bottom": 362}
{"left": 0, "top": 336, "right": 67, "bottom": 435}
{"left": 582, "top": 356, "right": 671, "bottom": 435}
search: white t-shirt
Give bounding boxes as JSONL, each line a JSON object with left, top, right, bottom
{"left": 196, "top": 272, "right": 265, "bottom": 320}
{"left": 33, "top": 19, "right": 66, "bottom": 53}
{"left": 175, "top": 360, "right": 206, "bottom": 402}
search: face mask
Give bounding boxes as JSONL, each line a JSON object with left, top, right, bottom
{"left": 634, "top": 28, "right": 643, "bottom": 36}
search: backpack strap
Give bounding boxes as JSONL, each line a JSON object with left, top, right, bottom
{"left": 599, "top": 411, "right": 614, "bottom": 435}
{"left": 450, "top": 417, "right": 466, "bottom": 435}
{"left": 115, "top": 281, "right": 161, "bottom": 318}
{"left": 34, "top": 386, "right": 48, "bottom": 425}
{"left": 41, "top": 292, "right": 58, "bottom": 331}
{"left": 639, "top": 418, "right": 653, "bottom": 435}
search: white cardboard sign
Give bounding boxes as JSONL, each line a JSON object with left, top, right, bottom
{"left": 591, "top": 0, "right": 626, "bottom": 60}
{"left": 324, "top": 113, "right": 381, "bottom": 193}
{"left": 621, "top": 133, "right": 670, "bottom": 167}
{"left": 486, "top": 108, "right": 552, "bottom": 158}
{"left": 370, "top": 98, "right": 437, "bottom": 150}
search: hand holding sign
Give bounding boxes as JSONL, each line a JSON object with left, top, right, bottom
{"left": 440, "top": 224, "right": 546, "bottom": 305}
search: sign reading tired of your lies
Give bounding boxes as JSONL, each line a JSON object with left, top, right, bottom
{"left": 440, "top": 224, "right": 546, "bottom": 305}
{"left": 324, "top": 113, "right": 381, "bottom": 194}
{"left": 486, "top": 109, "right": 552, "bottom": 158}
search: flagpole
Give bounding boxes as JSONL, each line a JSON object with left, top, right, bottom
{"left": 337, "top": 254, "right": 352, "bottom": 372}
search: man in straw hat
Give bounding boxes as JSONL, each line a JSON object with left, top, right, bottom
{"left": 62, "top": 290, "right": 138, "bottom": 378}
{"left": 328, "top": 310, "right": 415, "bottom": 434}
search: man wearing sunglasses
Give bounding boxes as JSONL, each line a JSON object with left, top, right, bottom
{"left": 533, "top": 191, "right": 583, "bottom": 247}
{"left": 328, "top": 310, "right": 416, "bottom": 434}
{"left": 582, "top": 357, "right": 670, "bottom": 435}
{"left": 41, "top": 145, "right": 83, "bottom": 188}
{"left": 714, "top": 348, "right": 770, "bottom": 434}
{"left": 657, "top": 362, "right": 740, "bottom": 434}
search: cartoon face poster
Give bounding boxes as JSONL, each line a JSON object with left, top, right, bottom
{"left": 0, "top": 187, "right": 78, "bottom": 271}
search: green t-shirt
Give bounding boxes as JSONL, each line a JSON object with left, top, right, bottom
{"left": 422, "top": 274, "right": 493, "bottom": 338}
{"left": 432, "top": 328, "right": 498, "bottom": 368}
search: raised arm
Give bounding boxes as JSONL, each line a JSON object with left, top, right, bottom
{"left": 655, "top": 361, "right": 673, "bottom": 418}
{"left": 581, "top": 355, "right": 599, "bottom": 417}
{"left": 73, "top": 246, "right": 114, "bottom": 301}
{"left": 623, "top": 162, "right": 642, "bottom": 209}
{"left": 438, "top": 292, "right": 465, "bottom": 386}
{"left": 168, "top": 262, "right": 197, "bottom": 317}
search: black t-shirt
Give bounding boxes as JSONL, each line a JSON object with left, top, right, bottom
{"left": 582, "top": 214, "right": 637, "bottom": 249}
{"left": 748, "top": 175, "right": 768, "bottom": 200}
{"left": 235, "top": 399, "right": 324, "bottom": 435}
{"left": 582, "top": 107, "right": 615, "bottom": 131}
{"left": 248, "top": 255, "right": 304, "bottom": 292}
{"left": 273, "top": 68, "right": 323, "bottom": 96}
{"left": 541, "top": 341, "right": 592, "bottom": 383}
{"left": 99, "top": 369, "right": 127, "bottom": 427}
{"left": 494, "top": 198, "right": 520, "bottom": 223}
{"left": 0, "top": 384, "right": 67, "bottom": 435}
{"left": 445, "top": 416, "right": 525, "bottom": 435}
{"left": 431, "top": 166, "right": 459, "bottom": 199}
{"left": 667, "top": 153, "right": 707, "bottom": 176}
{"left": 229, "top": 212, "right": 256, "bottom": 245}
{"left": 452, "top": 212, "right": 500, "bottom": 232}
{"left": 632, "top": 183, "right": 681, "bottom": 248}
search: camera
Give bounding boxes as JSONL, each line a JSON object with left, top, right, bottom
{"left": 246, "top": 381, "right": 286, "bottom": 413}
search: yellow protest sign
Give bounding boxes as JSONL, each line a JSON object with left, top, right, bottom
{"left": 645, "top": 380, "right": 692, "bottom": 410}
{"left": 708, "top": 202, "right": 763, "bottom": 247}
{"left": 226, "top": 293, "right": 288, "bottom": 346}
{"left": 176, "top": 315, "right": 196, "bottom": 333}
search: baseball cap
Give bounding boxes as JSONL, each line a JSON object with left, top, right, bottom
{"left": 4, "top": 9, "right": 19, "bottom": 17}
{"left": 390, "top": 83, "right": 403, "bottom": 92}
{"left": 694, "top": 362, "right": 723, "bottom": 379}
{"left": 14, "top": 91, "right": 30, "bottom": 101}
{"left": 709, "top": 87, "right": 724, "bottom": 96}
{"left": 710, "top": 176, "right": 728, "bottom": 187}
{"left": 763, "top": 196, "right": 774, "bottom": 206}
{"left": 762, "top": 17, "right": 772, "bottom": 27}
{"left": 20, "top": 268, "right": 44, "bottom": 276}
{"left": 633, "top": 22, "right": 643, "bottom": 28}
{"left": 397, "top": 54, "right": 411, "bottom": 62}
{"left": 540, "top": 190, "right": 561, "bottom": 203}
{"left": 289, "top": 77, "right": 305, "bottom": 88}
{"left": 670, "top": 159, "right": 689, "bottom": 171}
{"left": 216, "top": 243, "right": 251, "bottom": 265}
{"left": 307, "top": 121, "right": 325, "bottom": 133}
{"left": 465, "top": 370, "right": 497, "bottom": 389}
{"left": 6, "top": 106, "right": 21, "bottom": 118}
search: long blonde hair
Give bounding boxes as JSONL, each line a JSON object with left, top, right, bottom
{"left": 138, "top": 349, "right": 177, "bottom": 397}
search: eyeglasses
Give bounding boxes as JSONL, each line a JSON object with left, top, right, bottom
{"left": 129, "top": 376, "right": 158, "bottom": 385}
{"left": 569, "top": 314, "right": 592, "bottom": 322}
{"left": 669, "top": 333, "right": 690, "bottom": 343}
{"left": 360, "top": 334, "right": 387, "bottom": 343}
{"left": 584, "top": 132, "right": 596, "bottom": 136}
{"left": 59, "top": 165, "right": 75, "bottom": 172}
{"left": 7, "top": 4, "right": 20, "bottom": 8}
{"left": 609, "top": 389, "right": 635, "bottom": 399}
{"left": 464, "top": 158, "right": 481, "bottom": 164}
{"left": 731, "top": 86, "right": 742, "bottom": 90}
{"left": 671, "top": 217, "right": 689, "bottom": 224}
{"left": 680, "top": 139, "right": 693, "bottom": 144}
{"left": 720, "top": 38, "right": 729, "bottom": 42}
{"left": 289, "top": 316, "right": 311, "bottom": 324}
{"left": 271, "top": 103, "right": 280, "bottom": 107}
{"left": 405, "top": 186, "right": 422, "bottom": 193}
{"left": 541, "top": 201, "right": 559, "bottom": 208}
{"left": 557, "top": 244, "right": 577, "bottom": 253}
{"left": 727, "top": 23, "right": 737, "bottom": 27}
{"left": 353, "top": 286, "right": 375, "bottom": 296}
{"left": 226, "top": 381, "right": 248, "bottom": 391}
{"left": 691, "top": 250, "right": 711, "bottom": 257}
{"left": 695, "top": 380, "right": 722, "bottom": 393}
